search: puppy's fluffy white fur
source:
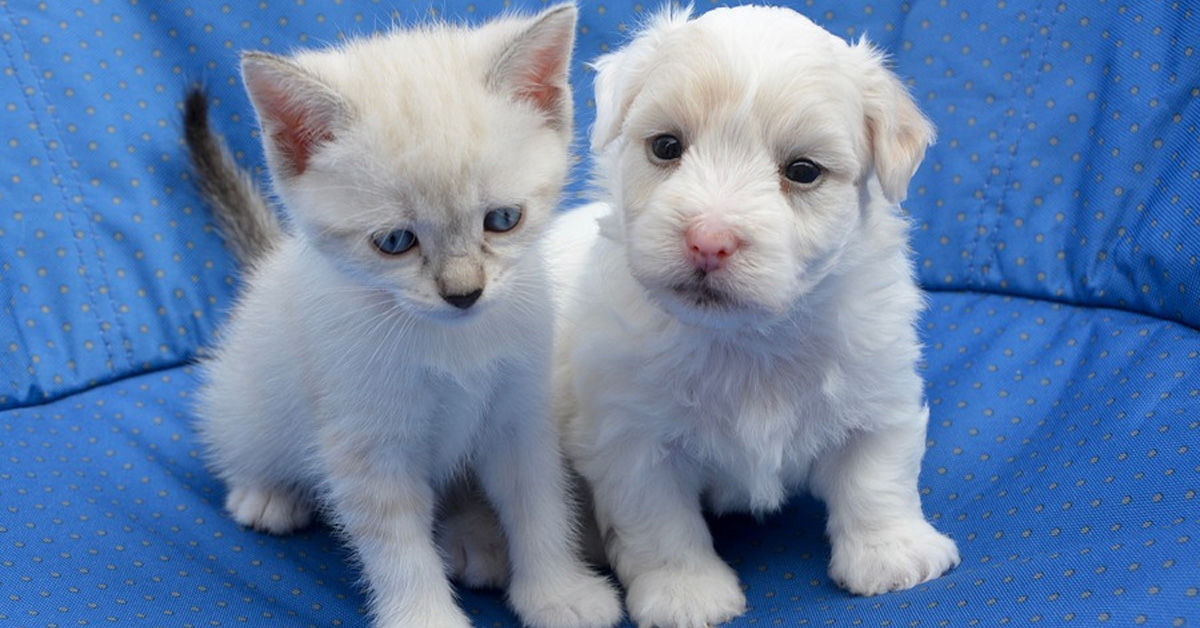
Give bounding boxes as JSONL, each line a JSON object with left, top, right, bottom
{"left": 548, "top": 6, "right": 959, "bottom": 627}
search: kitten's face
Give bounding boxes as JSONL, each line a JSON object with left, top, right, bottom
{"left": 293, "top": 91, "right": 566, "bottom": 320}
{"left": 242, "top": 7, "right": 575, "bottom": 320}
{"left": 591, "top": 7, "right": 932, "bottom": 329}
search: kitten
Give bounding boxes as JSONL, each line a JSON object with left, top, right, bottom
{"left": 185, "top": 6, "right": 621, "bottom": 628}
{"left": 547, "top": 6, "right": 960, "bottom": 627}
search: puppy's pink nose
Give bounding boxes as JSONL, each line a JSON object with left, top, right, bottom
{"left": 685, "top": 223, "right": 739, "bottom": 273}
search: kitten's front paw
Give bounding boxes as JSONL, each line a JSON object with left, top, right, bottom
{"left": 510, "top": 569, "right": 622, "bottom": 628}
{"left": 829, "top": 520, "right": 960, "bottom": 596}
{"left": 625, "top": 559, "right": 746, "bottom": 628}
{"left": 226, "top": 485, "right": 312, "bottom": 535}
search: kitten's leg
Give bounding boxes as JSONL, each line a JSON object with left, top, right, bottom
{"left": 200, "top": 398, "right": 315, "bottom": 535}
{"left": 200, "top": 341, "right": 316, "bottom": 535}
{"left": 476, "top": 379, "right": 622, "bottom": 628}
{"left": 225, "top": 484, "right": 312, "bottom": 534}
{"left": 438, "top": 475, "right": 511, "bottom": 589}
{"left": 810, "top": 405, "right": 960, "bottom": 596}
{"left": 322, "top": 428, "right": 471, "bottom": 628}
{"left": 581, "top": 438, "right": 746, "bottom": 628}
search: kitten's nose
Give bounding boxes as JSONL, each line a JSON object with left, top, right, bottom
{"left": 685, "top": 223, "right": 739, "bottom": 273}
{"left": 442, "top": 288, "right": 483, "bottom": 310}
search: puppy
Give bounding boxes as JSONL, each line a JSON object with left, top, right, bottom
{"left": 547, "top": 6, "right": 960, "bottom": 627}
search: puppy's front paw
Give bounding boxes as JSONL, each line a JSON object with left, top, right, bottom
{"left": 829, "top": 520, "right": 960, "bottom": 596}
{"left": 226, "top": 485, "right": 312, "bottom": 534}
{"left": 625, "top": 559, "right": 746, "bottom": 628}
{"left": 510, "top": 569, "right": 622, "bottom": 628}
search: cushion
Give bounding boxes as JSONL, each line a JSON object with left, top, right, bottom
{"left": 1, "top": 0, "right": 1196, "bottom": 626}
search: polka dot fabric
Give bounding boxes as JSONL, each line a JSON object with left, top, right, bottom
{"left": 1, "top": 1, "right": 240, "bottom": 408}
{"left": 1, "top": 1, "right": 1196, "bottom": 627}
{"left": 878, "top": 1, "right": 1200, "bottom": 328}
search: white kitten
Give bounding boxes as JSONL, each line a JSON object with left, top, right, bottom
{"left": 549, "top": 6, "right": 960, "bottom": 627}
{"left": 188, "top": 6, "right": 621, "bottom": 628}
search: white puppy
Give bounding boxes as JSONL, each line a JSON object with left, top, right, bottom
{"left": 548, "top": 6, "right": 960, "bottom": 627}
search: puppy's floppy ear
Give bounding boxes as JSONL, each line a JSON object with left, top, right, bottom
{"left": 241, "top": 51, "right": 351, "bottom": 179}
{"left": 588, "top": 51, "right": 632, "bottom": 151}
{"left": 489, "top": 3, "right": 577, "bottom": 130}
{"left": 851, "top": 39, "right": 935, "bottom": 203}
{"left": 590, "top": 5, "right": 693, "bottom": 151}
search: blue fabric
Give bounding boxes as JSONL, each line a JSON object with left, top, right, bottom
{"left": 1, "top": 1, "right": 1197, "bottom": 627}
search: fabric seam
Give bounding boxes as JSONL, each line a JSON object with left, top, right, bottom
{"left": 982, "top": 2, "right": 1061, "bottom": 288}
{"left": 966, "top": 1, "right": 1048, "bottom": 289}
{"left": 0, "top": 4, "right": 132, "bottom": 375}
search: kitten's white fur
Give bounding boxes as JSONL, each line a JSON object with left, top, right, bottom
{"left": 196, "top": 7, "right": 620, "bottom": 628}
{"left": 548, "top": 6, "right": 960, "bottom": 627}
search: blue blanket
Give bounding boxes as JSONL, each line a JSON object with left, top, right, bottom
{"left": 2, "top": 1, "right": 1196, "bottom": 626}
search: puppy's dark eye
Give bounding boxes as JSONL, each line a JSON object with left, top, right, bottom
{"left": 373, "top": 229, "right": 417, "bottom": 255}
{"left": 784, "top": 159, "right": 823, "bottom": 184}
{"left": 649, "top": 134, "right": 684, "bottom": 161}
{"left": 483, "top": 206, "right": 522, "bottom": 233}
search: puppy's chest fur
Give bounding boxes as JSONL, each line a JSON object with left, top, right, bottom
{"left": 626, "top": 324, "right": 867, "bottom": 514}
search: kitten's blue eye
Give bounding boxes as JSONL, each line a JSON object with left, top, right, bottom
{"left": 372, "top": 229, "right": 417, "bottom": 255}
{"left": 483, "top": 207, "right": 522, "bottom": 233}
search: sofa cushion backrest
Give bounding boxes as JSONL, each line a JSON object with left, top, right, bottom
{"left": 1, "top": 1, "right": 1195, "bottom": 409}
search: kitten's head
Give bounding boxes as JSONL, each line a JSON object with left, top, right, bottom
{"left": 242, "top": 5, "right": 576, "bottom": 319}
{"left": 590, "top": 6, "right": 933, "bottom": 329}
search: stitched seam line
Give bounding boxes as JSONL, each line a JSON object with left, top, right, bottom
{"left": 983, "top": 1, "right": 1061, "bottom": 284}
{"left": 0, "top": 3, "right": 128, "bottom": 373}
{"left": 965, "top": 1, "right": 1047, "bottom": 289}
{"left": 0, "top": 11, "right": 50, "bottom": 394}
{"left": 0, "top": 356, "right": 197, "bottom": 413}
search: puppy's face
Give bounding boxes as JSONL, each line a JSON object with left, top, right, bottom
{"left": 592, "top": 7, "right": 933, "bottom": 328}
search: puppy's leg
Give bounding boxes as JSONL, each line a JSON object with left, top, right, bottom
{"left": 322, "top": 426, "right": 472, "bottom": 628}
{"left": 810, "top": 405, "right": 960, "bottom": 596}
{"left": 437, "top": 474, "right": 511, "bottom": 589}
{"left": 584, "top": 441, "right": 746, "bottom": 628}
{"left": 477, "top": 375, "right": 622, "bottom": 628}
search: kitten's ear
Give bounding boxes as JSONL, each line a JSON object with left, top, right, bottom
{"left": 852, "top": 39, "right": 935, "bottom": 203}
{"left": 590, "top": 5, "right": 692, "bottom": 151}
{"left": 241, "top": 51, "right": 350, "bottom": 178}
{"left": 488, "top": 4, "right": 577, "bottom": 128}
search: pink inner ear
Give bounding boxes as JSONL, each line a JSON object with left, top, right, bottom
{"left": 249, "top": 70, "right": 336, "bottom": 177}
{"left": 513, "top": 47, "right": 566, "bottom": 112}
{"left": 269, "top": 105, "right": 334, "bottom": 177}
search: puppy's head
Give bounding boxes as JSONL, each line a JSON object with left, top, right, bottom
{"left": 591, "top": 6, "right": 933, "bottom": 328}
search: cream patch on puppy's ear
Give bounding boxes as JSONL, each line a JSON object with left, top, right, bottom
{"left": 589, "top": 4, "right": 693, "bottom": 151}
{"left": 850, "top": 39, "right": 935, "bottom": 203}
